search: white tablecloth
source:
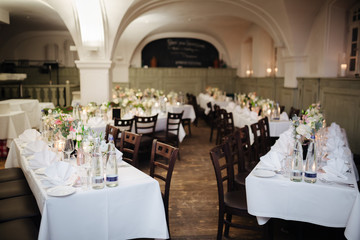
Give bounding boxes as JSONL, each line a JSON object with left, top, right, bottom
{"left": 6, "top": 138, "right": 169, "bottom": 240}
{"left": 246, "top": 139, "right": 360, "bottom": 240}
{"left": 197, "top": 93, "right": 231, "bottom": 115}
{"left": 0, "top": 111, "right": 31, "bottom": 147}
{"left": 1, "top": 99, "right": 41, "bottom": 129}
{"left": 167, "top": 104, "right": 196, "bottom": 122}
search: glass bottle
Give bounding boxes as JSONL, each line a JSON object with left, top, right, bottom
{"left": 304, "top": 135, "right": 317, "bottom": 183}
{"left": 106, "top": 136, "right": 118, "bottom": 187}
{"left": 91, "top": 138, "right": 105, "bottom": 189}
{"left": 290, "top": 137, "right": 303, "bottom": 182}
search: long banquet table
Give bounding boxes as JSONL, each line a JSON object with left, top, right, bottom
{"left": 245, "top": 130, "right": 360, "bottom": 240}
{"left": 6, "top": 138, "right": 169, "bottom": 240}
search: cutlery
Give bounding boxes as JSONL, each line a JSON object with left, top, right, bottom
{"left": 319, "top": 178, "right": 355, "bottom": 188}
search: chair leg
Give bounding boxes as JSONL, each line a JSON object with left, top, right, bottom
{"left": 210, "top": 125, "right": 214, "bottom": 142}
{"left": 217, "top": 209, "right": 225, "bottom": 240}
{"left": 188, "top": 123, "right": 191, "bottom": 137}
{"left": 224, "top": 213, "right": 232, "bottom": 237}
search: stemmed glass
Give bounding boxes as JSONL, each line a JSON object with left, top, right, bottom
{"left": 63, "top": 139, "right": 75, "bottom": 162}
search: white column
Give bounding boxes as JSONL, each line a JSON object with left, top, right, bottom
{"left": 283, "top": 56, "right": 307, "bottom": 88}
{"left": 75, "top": 60, "right": 112, "bottom": 105}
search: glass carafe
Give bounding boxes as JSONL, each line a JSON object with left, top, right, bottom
{"left": 290, "top": 138, "right": 303, "bottom": 182}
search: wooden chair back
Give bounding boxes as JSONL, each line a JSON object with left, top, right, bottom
{"left": 259, "top": 116, "right": 271, "bottom": 154}
{"left": 104, "top": 124, "right": 120, "bottom": 144}
{"left": 289, "top": 107, "right": 300, "bottom": 119}
{"left": 134, "top": 114, "right": 158, "bottom": 136}
{"left": 166, "top": 111, "right": 183, "bottom": 142}
{"left": 119, "top": 131, "right": 142, "bottom": 168}
{"left": 114, "top": 118, "right": 133, "bottom": 132}
{"left": 150, "top": 140, "right": 179, "bottom": 236}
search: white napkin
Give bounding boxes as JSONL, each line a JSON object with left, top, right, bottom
{"left": 116, "top": 149, "right": 123, "bottom": 163}
{"left": 279, "top": 112, "right": 289, "bottom": 121}
{"left": 260, "top": 150, "right": 282, "bottom": 170}
{"left": 249, "top": 111, "right": 258, "bottom": 121}
{"left": 28, "top": 150, "right": 57, "bottom": 169}
{"left": 321, "top": 165, "right": 348, "bottom": 182}
{"left": 226, "top": 102, "right": 236, "bottom": 111}
{"left": 42, "top": 161, "right": 76, "bottom": 188}
{"left": 272, "top": 128, "right": 294, "bottom": 156}
{"left": 87, "top": 117, "right": 105, "bottom": 127}
{"left": 22, "top": 140, "right": 49, "bottom": 156}
{"left": 18, "top": 129, "right": 41, "bottom": 143}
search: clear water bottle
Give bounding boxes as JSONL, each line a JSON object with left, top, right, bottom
{"left": 304, "top": 135, "right": 317, "bottom": 183}
{"left": 106, "top": 136, "right": 118, "bottom": 187}
{"left": 91, "top": 138, "right": 105, "bottom": 189}
{"left": 290, "top": 138, "right": 303, "bottom": 182}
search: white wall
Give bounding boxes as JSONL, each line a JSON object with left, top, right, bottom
{"left": 0, "top": 31, "right": 78, "bottom": 67}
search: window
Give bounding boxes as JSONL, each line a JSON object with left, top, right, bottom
{"left": 348, "top": 4, "right": 360, "bottom": 74}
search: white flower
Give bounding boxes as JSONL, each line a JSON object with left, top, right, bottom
{"left": 296, "top": 124, "right": 312, "bottom": 139}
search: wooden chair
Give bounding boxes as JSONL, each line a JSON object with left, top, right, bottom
{"left": 114, "top": 118, "right": 134, "bottom": 132}
{"left": 134, "top": 114, "right": 158, "bottom": 161}
{"left": 154, "top": 111, "right": 183, "bottom": 150}
{"left": 222, "top": 126, "right": 252, "bottom": 190}
{"left": 190, "top": 94, "right": 201, "bottom": 126}
{"left": 216, "top": 111, "right": 235, "bottom": 145}
{"left": 210, "top": 104, "right": 220, "bottom": 142}
{"left": 259, "top": 117, "right": 271, "bottom": 154}
{"left": 289, "top": 107, "right": 300, "bottom": 119}
{"left": 104, "top": 124, "right": 120, "bottom": 148}
{"left": 181, "top": 118, "right": 192, "bottom": 137}
{"left": 150, "top": 140, "right": 179, "bottom": 238}
{"left": 280, "top": 105, "right": 285, "bottom": 114}
{"left": 250, "top": 121, "right": 263, "bottom": 164}
{"left": 119, "top": 131, "right": 142, "bottom": 168}
{"left": 210, "top": 143, "right": 260, "bottom": 239}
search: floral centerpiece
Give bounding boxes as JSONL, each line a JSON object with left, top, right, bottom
{"left": 53, "top": 113, "right": 79, "bottom": 138}
{"left": 292, "top": 103, "right": 324, "bottom": 140}
{"left": 167, "top": 91, "right": 178, "bottom": 104}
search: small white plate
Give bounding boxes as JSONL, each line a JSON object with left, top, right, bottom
{"left": 253, "top": 169, "right": 276, "bottom": 178}
{"left": 47, "top": 186, "right": 76, "bottom": 197}
{"left": 34, "top": 168, "right": 46, "bottom": 175}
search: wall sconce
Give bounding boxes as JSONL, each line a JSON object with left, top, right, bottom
{"left": 246, "top": 69, "right": 251, "bottom": 77}
{"left": 266, "top": 68, "right": 272, "bottom": 77}
{"left": 340, "top": 64, "right": 347, "bottom": 77}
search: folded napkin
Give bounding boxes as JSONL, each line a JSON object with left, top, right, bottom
{"left": 226, "top": 102, "right": 236, "bottom": 111}
{"left": 18, "top": 129, "right": 41, "bottom": 143}
{"left": 87, "top": 117, "right": 105, "bottom": 127}
{"left": 260, "top": 150, "right": 282, "bottom": 170}
{"left": 321, "top": 165, "right": 348, "bottom": 182}
{"left": 328, "top": 122, "right": 342, "bottom": 138}
{"left": 116, "top": 149, "right": 123, "bottom": 163}
{"left": 22, "top": 140, "right": 49, "bottom": 156}
{"left": 28, "top": 150, "right": 57, "bottom": 169}
{"left": 279, "top": 112, "right": 289, "bottom": 121}
{"left": 272, "top": 128, "right": 294, "bottom": 156}
{"left": 42, "top": 161, "right": 76, "bottom": 188}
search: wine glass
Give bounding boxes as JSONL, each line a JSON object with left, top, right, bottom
{"left": 63, "top": 139, "right": 75, "bottom": 162}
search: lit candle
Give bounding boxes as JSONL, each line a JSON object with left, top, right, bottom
{"left": 246, "top": 70, "right": 251, "bottom": 77}
{"left": 340, "top": 64, "right": 347, "bottom": 77}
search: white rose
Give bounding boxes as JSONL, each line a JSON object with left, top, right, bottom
{"left": 296, "top": 124, "right": 312, "bottom": 139}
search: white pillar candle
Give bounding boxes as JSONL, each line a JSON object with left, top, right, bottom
{"left": 340, "top": 64, "right": 347, "bottom": 77}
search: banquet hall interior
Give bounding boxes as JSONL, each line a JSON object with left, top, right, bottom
{"left": 0, "top": 0, "right": 360, "bottom": 240}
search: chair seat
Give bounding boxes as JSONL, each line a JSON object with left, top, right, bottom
{"left": 154, "top": 131, "right": 178, "bottom": 143}
{"left": 234, "top": 171, "right": 250, "bottom": 187}
{"left": 139, "top": 135, "right": 154, "bottom": 147}
{"left": 0, "top": 168, "right": 25, "bottom": 183}
{"left": 0, "top": 195, "right": 40, "bottom": 222}
{"left": 0, "top": 179, "right": 32, "bottom": 200}
{"left": 0, "top": 218, "right": 39, "bottom": 240}
{"left": 224, "top": 189, "right": 248, "bottom": 211}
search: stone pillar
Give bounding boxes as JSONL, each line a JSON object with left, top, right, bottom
{"left": 75, "top": 60, "right": 112, "bottom": 105}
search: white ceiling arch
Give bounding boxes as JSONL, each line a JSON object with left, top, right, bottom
{"left": 111, "top": 0, "right": 291, "bottom": 61}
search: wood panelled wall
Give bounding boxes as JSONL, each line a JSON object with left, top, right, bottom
{"left": 127, "top": 68, "right": 360, "bottom": 154}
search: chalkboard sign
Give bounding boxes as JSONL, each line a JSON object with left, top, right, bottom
{"left": 142, "top": 38, "right": 219, "bottom": 68}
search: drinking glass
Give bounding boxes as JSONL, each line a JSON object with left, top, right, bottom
{"left": 63, "top": 139, "right": 75, "bottom": 162}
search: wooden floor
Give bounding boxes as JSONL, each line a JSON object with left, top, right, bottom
{"left": 0, "top": 119, "right": 352, "bottom": 240}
